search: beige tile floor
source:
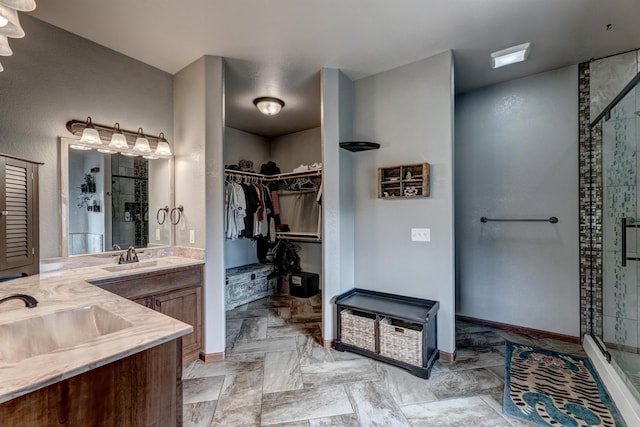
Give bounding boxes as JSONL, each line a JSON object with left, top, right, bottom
{"left": 182, "top": 293, "right": 585, "bottom": 427}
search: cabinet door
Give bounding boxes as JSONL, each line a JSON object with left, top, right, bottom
{"left": 133, "top": 296, "right": 153, "bottom": 308}
{"left": 0, "top": 157, "right": 36, "bottom": 272}
{"left": 155, "top": 287, "right": 202, "bottom": 358}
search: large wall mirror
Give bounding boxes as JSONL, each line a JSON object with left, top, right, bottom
{"left": 59, "top": 137, "right": 174, "bottom": 257}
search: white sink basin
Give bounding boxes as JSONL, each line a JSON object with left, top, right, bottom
{"left": 0, "top": 306, "right": 133, "bottom": 363}
{"left": 101, "top": 260, "right": 158, "bottom": 272}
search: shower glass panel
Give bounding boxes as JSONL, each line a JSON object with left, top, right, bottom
{"left": 595, "top": 73, "right": 640, "bottom": 401}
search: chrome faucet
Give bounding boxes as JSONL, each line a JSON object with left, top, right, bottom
{"left": 117, "top": 246, "right": 139, "bottom": 264}
{"left": 126, "top": 246, "right": 138, "bottom": 262}
{"left": 112, "top": 244, "right": 122, "bottom": 251}
{"left": 0, "top": 294, "right": 38, "bottom": 308}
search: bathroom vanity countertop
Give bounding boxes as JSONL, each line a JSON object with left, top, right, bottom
{"left": 0, "top": 256, "right": 203, "bottom": 404}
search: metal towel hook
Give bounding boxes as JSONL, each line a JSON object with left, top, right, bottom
{"left": 156, "top": 206, "right": 169, "bottom": 225}
{"left": 170, "top": 205, "right": 184, "bottom": 225}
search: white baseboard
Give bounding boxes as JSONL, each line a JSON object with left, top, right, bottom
{"left": 583, "top": 334, "right": 640, "bottom": 426}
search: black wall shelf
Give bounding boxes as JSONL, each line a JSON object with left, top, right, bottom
{"left": 339, "top": 141, "right": 380, "bottom": 152}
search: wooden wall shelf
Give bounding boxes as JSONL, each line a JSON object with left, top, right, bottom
{"left": 378, "top": 163, "right": 430, "bottom": 199}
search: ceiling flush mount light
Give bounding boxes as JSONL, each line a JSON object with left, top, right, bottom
{"left": 490, "top": 42, "right": 531, "bottom": 69}
{"left": 79, "top": 116, "right": 102, "bottom": 145}
{"left": 253, "top": 97, "right": 285, "bottom": 116}
{"left": 133, "top": 127, "right": 151, "bottom": 153}
{"left": 109, "top": 123, "right": 129, "bottom": 150}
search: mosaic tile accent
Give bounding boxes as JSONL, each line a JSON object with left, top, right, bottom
{"left": 579, "top": 61, "right": 603, "bottom": 339}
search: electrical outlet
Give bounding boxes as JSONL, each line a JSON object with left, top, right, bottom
{"left": 155, "top": 228, "right": 161, "bottom": 241}
{"left": 411, "top": 228, "right": 430, "bottom": 242}
{"left": 189, "top": 230, "right": 195, "bottom": 244}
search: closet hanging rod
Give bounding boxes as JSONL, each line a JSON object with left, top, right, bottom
{"left": 224, "top": 169, "right": 264, "bottom": 177}
{"left": 480, "top": 217, "right": 559, "bottom": 224}
{"left": 224, "top": 168, "right": 321, "bottom": 181}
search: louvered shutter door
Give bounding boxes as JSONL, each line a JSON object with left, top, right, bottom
{"left": 0, "top": 157, "right": 34, "bottom": 270}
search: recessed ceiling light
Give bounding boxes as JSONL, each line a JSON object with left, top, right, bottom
{"left": 490, "top": 42, "right": 531, "bottom": 69}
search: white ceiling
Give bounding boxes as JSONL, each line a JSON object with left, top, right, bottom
{"left": 31, "top": 0, "right": 640, "bottom": 137}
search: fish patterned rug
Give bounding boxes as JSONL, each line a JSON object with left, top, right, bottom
{"left": 504, "top": 341, "right": 626, "bottom": 426}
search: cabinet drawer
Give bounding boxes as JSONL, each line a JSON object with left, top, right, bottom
{"left": 92, "top": 265, "right": 203, "bottom": 300}
{"left": 340, "top": 309, "right": 376, "bottom": 352}
{"left": 379, "top": 318, "right": 422, "bottom": 366}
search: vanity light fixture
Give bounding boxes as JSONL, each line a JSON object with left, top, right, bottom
{"left": 0, "top": 5, "right": 25, "bottom": 38}
{"left": 133, "top": 128, "right": 152, "bottom": 153}
{"left": 490, "top": 42, "right": 531, "bottom": 69}
{"left": 154, "top": 132, "right": 172, "bottom": 156}
{"left": 108, "top": 123, "right": 129, "bottom": 150}
{"left": 97, "top": 147, "right": 118, "bottom": 154}
{"left": 0, "top": 0, "right": 36, "bottom": 11}
{"left": 253, "top": 97, "right": 285, "bottom": 116}
{"left": 0, "top": 36, "right": 10, "bottom": 56}
{"left": 79, "top": 116, "right": 102, "bottom": 145}
{"left": 66, "top": 118, "right": 172, "bottom": 159}
{"left": 69, "top": 144, "right": 92, "bottom": 151}
{"left": 0, "top": 0, "right": 35, "bottom": 72}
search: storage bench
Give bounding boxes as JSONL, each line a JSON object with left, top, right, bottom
{"left": 225, "top": 263, "right": 275, "bottom": 310}
{"left": 335, "top": 288, "right": 439, "bottom": 378}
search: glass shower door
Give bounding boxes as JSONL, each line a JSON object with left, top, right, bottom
{"left": 600, "top": 78, "right": 640, "bottom": 400}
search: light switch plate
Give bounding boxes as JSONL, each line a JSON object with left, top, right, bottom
{"left": 189, "top": 230, "right": 195, "bottom": 244}
{"left": 155, "top": 228, "right": 161, "bottom": 241}
{"left": 411, "top": 228, "right": 430, "bottom": 242}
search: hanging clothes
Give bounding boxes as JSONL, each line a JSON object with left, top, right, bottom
{"left": 224, "top": 181, "right": 247, "bottom": 240}
{"left": 242, "top": 183, "right": 259, "bottom": 238}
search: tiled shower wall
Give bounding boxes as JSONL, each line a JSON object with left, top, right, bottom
{"left": 580, "top": 49, "right": 640, "bottom": 340}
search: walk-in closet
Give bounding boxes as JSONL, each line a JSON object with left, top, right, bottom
{"left": 222, "top": 62, "right": 323, "bottom": 353}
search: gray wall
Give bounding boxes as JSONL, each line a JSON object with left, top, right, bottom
{"left": 270, "top": 127, "right": 322, "bottom": 173}
{"left": 174, "top": 58, "right": 206, "bottom": 249}
{"left": 0, "top": 16, "right": 173, "bottom": 258}
{"left": 352, "top": 52, "right": 456, "bottom": 354}
{"left": 224, "top": 127, "right": 269, "bottom": 169}
{"left": 339, "top": 71, "right": 355, "bottom": 293}
{"left": 174, "top": 56, "right": 226, "bottom": 354}
{"left": 455, "top": 65, "right": 580, "bottom": 337}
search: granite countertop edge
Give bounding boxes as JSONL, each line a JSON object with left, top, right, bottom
{"left": 0, "top": 255, "right": 203, "bottom": 404}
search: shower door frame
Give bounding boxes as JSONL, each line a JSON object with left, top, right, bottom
{"left": 588, "top": 70, "right": 640, "bottom": 387}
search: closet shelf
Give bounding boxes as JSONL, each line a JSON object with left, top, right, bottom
{"left": 224, "top": 168, "right": 321, "bottom": 182}
{"left": 276, "top": 232, "right": 322, "bottom": 243}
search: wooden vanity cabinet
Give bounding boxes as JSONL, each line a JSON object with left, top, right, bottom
{"left": 0, "top": 153, "right": 41, "bottom": 277}
{"left": 91, "top": 264, "right": 204, "bottom": 364}
{"left": 155, "top": 287, "right": 202, "bottom": 359}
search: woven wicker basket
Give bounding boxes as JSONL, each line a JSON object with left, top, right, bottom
{"left": 379, "top": 318, "right": 422, "bottom": 366}
{"left": 340, "top": 309, "right": 376, "bottom": 352}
